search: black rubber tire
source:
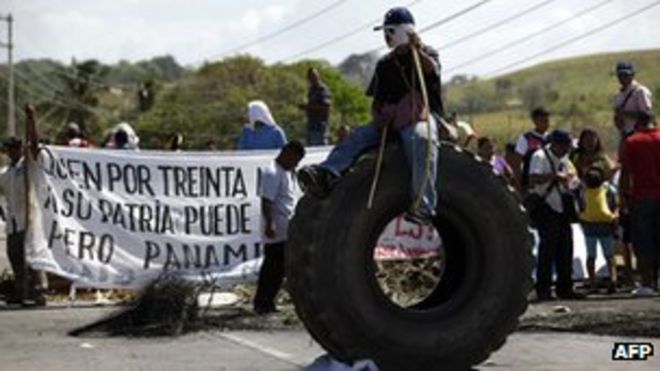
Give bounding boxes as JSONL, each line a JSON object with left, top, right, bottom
{"left": 286, "top": 142, "right": 533, "bottom": 371}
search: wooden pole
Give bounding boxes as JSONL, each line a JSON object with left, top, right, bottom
{"left": 22, "top": 106, "right": 31, "bottom": 302}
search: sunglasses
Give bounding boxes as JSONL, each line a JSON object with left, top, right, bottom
{"left": 384, "top": 27, "right": 397, "bottom": 35}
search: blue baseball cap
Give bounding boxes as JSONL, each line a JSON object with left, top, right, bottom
{"left": 616, "top": 61, "right": 635, "bottom": 75}
{"left": 373, "top": 7, "right": 415, "bottom": 31}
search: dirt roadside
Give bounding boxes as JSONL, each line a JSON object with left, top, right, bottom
{"left": 115, "top": 290, "right": 660, "bottom": 339}
{"left": 519, "top": 293, "right": 660, "bottom": 338}
{"left": 2, "top": 282, "right": 658, "bottom": 339}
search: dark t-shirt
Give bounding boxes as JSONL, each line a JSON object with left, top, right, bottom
{"left": 366, "top": 45, "right": 444, "bottom": 116}
{"left": 621, "top": 128, "right": 660, "bottom": 201}
{"left": 307, "top": 83, "right": 331, "bottom": 125}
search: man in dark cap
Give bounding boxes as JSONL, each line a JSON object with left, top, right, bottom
{"left": 614, "top": 61, "right": 653, "bottom": 136}
{"left": 298, "top": 6, "right": 444, "bottom": 224}
{"left": 528, "top": 129, "right": 583, "bottom": 300}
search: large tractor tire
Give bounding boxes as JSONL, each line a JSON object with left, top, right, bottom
{"left": 286, "top": 142, "right": 533, "bottom": 371}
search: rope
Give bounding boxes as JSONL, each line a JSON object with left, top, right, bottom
{"left": 411, "top": 48, "right": 433, "bottom": 212}
{"left": 367, "top": 45, "right": 434, "bottom": 212}
{"left": 367, "top": 123, "right": 389, "bottom": 209}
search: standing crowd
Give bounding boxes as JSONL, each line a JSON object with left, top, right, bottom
{"left": 484, "top": 60, "right": 658, "bottom": 300}
{"left": 0, "top": 64, "right": 333, "bottom": 309}
{"left": 1, "top": 5, "right": 657, "bottom": 312}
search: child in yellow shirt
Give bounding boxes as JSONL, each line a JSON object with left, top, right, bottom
{"left": 579, "top": 166, "right": 618, "bottom": 293}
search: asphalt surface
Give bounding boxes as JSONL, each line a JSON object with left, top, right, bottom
{"left": 0, "top": 304, "right": 658, "bottom": 371}
{"left": 1, "top": 228, "right": 659, "bottom": 370}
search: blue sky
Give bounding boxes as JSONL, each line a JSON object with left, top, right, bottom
{"left": 3, "top": 0, "right": 660, "bottom": 77}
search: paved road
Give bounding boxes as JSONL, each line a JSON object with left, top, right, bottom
{"left": 0, "top": 305, "right": 657, "bottom": 370}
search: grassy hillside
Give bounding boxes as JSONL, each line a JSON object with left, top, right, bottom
{"left": 446, "top": 49, "right": 660, "bottom": 152}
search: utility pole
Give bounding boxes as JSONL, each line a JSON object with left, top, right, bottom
{"left": 0, "top": 14, "right": 14, "bottom": 136}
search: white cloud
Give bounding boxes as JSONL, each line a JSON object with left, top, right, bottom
{"left": 240, "top": 8, "right": 263, "bottom": 33}
{"left": 263, "top": 5, "right": 288, "bottom": 23}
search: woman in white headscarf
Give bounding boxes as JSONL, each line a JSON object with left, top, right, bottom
{"left": 236, "top": 100, "right": 287, "bottom": 150}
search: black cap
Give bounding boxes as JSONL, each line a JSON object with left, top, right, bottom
{"left": 616, "top": 61, "right": 635, "bottom": 75}
{"left": 1, "top": 136, "right": 22, "bottom": 149}
{"left": 637, "top": 110, "right": 656, "bottom": 127}
{"left": 283, "top": 140, "right": 306, "bottom": 158}
{"left": 374, "top": 7, "right": 415, "bottom": 31}
{"left": 549, "top": 129, "right": 572, "bottom": 146}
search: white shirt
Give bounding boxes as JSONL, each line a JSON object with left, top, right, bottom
{"left": 614, "top": 81, "right": 653, "bottom": 133}
{"left": 0, "top": 158, "right": 26, "bottom": 234}
{"left": 528, "top": 146, "right": 577, "bottom": 213}
{"left": 456, "top": 120, "right": 477, "bottom": 140}
{"left": 258, "top": 161, "right": 297, "bottom": 244}
{"left": 515, "top": 131, "right": 548, "bottom": 156}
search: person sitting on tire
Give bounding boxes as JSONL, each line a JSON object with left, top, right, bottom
{"left": 253, "top": 141, "right": 306, "bottom": 314}
{"left": 297, "top": 6, "right": 444, "bottom": 224}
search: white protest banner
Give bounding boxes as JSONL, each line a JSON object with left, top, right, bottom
{"left": 376, "top": 218, "right": 610, "bottom": 280}
{"left": 375, "top": 216, "right": 442, "bottom": 260}
{"left": 26, "top": 145, "right": 328, "bottom": 289}
{"left": 23, "top": 144, "right": 607, "bottom": 289}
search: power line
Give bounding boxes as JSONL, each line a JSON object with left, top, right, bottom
{"left": 2, "top": 71, "right": 80, "bottom": 113}
{"left": 0, "top": 93, "right": 26, "bottom": 120}
{"left": 10, "top": 69, "right": 108, "bottom": 116}
{"left": 418, "top": 0, "right": 494, "bottom": 33}
{"left": 2, "top": 70, "right": 130, "bottom": 134}
{"left": 9, "top": 69, "right": 68, "bottom": 105}
{"left": 12, "top": 62, "right": 117, "bottom": 116}
{"left": 19, "top": 62, "right": 109, "bottom": 114}
{"left": 16, "top": 43, "right": 110, "bottom": 88}
{"left": 209, "top": 0, "right": 349, "bottom": 60}
{"left": 444, "top": 0, "right": 614, "bottom": 74}
{"left": 276, "top": 0, "right": 424, "bottom": 63}
{"left": 0, "top": 73, "right": 104, "bottom": 128}
{"left": 11, "top": 70, "right": 79, "bottom": 110}
{"left": 483, "top": 0, "right": 660, "bottom": 77}
{"left": 439, "top": 0, "right": 557, "bottom": 51}
{"left": 364, "top": 0, "right": 494, "bottom": 55}
{"left": 21, "top": 62, "right": 67, "bottom": 96}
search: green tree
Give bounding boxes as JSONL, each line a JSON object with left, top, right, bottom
{"left": 137, "top": 56, "right": 370, "bottom": 149}
{"left": 51, "top": 60, "right": 108, "bottom": 138}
